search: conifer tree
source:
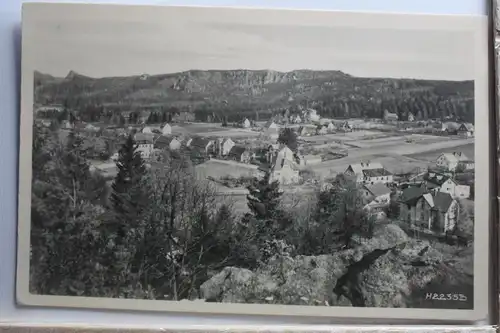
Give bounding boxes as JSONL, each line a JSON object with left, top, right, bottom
{"left": 110, "top": 134, "right": 148, "bottom": 220}
{"left": 246, "top": 172, "right": 283, "bottom": 220}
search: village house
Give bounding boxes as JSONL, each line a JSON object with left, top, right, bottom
{"left": 172, "top": 110, "right": 195, "bottom": 123}
{"left": 187, "top": 137, "right": 215, "bottom": 154}
{"left": 383, "top": 110, "right": 399, "bottom": 122}
{"left": 399, "top": 187, "right": 459, "bottom": 234}
{"left": 161, "top": 123, "right": 172, "bottom": 135}
{"left": 441, "top": 121, "right": 460, "bottom": 135}
{"left": 423, "top": 172, "right": 471, "bottom": 199}
{"left": 457, "top": 123, "right": 474, "bottom": 138}
{"left": 264, "top": 119, "right": 279, "bottom": 130}
{"left": 269, "top": 146, "right": 300, "bottom": 185}
{"left": 327, "top": 122, "right": 336, "bottom": 132}
{"left": 154, "top": 136, "right": 182, "bottom": 151}
{"left": 216, "top": 137, "right": 236, "bottom": 156}
{"left": 407, "top": 112, "right": 415, "bottom": 122}
{"left": 142, "top": 126, "right": 153, "bottom": 134}
{"left": 134, "top": 133, "right": 155, "bottom": 159}
{"left": 436, "top": 152, "right": 473, "bottom": 172}
{"left": 345, "top": 162, "right": 385, "bottom": 183}
{"left": 228, "top": 146, "right": 251, "bottom": 163}
{"left": 362, "top": 168, "right": 394, "bottom": 185}
{"left": 362, "top": 183, "right": 392, "bottom": 206}
{"left": 242, "top": 118, "right": 251, "bottom": 129}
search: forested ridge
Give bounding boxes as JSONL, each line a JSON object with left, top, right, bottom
{"left": 34, "top": 70, "right": 474, "bottom": 123}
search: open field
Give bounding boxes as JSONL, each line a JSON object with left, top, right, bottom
{"left": 194, "top": 159, "right": 259, "bottom": 180}
{"left": 308, "top": 138, "right": 474, "bottom": 178}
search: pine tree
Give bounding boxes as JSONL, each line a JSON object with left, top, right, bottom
{"left": 110, "top": 135, "right": 148, "bottom": 220}
{"left": 246, "top": 172, "right": 283, "bottom": 220}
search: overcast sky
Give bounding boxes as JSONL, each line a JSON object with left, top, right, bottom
{"left": 23, "top": 4, "right": 478, "bottom": 80}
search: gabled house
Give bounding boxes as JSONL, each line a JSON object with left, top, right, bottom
{"left": 407, "top": 112, "right": 415, "bottom": 122}
{"left": 457, "top": 123, "right": 474, "bottom": 138}
{"left": 216, "top": 137, "right": 236, "bottom": 156}
{"left": 142, "top": 126, "right": 153, "bottom": 134}
{"left": 423, "top": 172, "right": 470, "bottom": 199}
{"left": 362, "top": 183, "right": 392, "bottom": 206}
{"left": 327, "top": 122, "right": 336, "bottom": 132}
{"left": 134, "top": 133, "right": 155, "bottom": 159}
{"left": 383, "top": 110, "right": 399, "bottom": 122}
{"left": 154, "top": 136, "right": 181, "bottom": 151}
{"left": 161, "top": 123, "right": 172, "bottom": 135}
{"left": 228, "top": 146, "right": 251, "bottom": 163}
{"left": 264, "top": 120, "right": 278, "bottom": 130}
{"left": 441, "top": 122, "right": 460, "bottom": 134}
{"left": 269, "top": 146, "right": 300, "bottom": 185}
{"left": 400, "top": 188, "right": 459, "bottom": 234}
{"left": 242, "top": 118, "right": 251, "bottom": 129}
{"left": 344, "top": 162, "right": 392, "bottom": 184}
{"left": 187, "top": 137, "right": 215, "bottom": 154}
{"left": 436, "top": 152, "right": 472, "bottom": 172}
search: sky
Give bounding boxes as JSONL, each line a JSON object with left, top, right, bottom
{"left": 23, "top": 4, "right": 479, "bottom": 80}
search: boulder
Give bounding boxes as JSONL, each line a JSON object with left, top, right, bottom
{"left": 199, "top": 224, "right": 471, "bottom": 308}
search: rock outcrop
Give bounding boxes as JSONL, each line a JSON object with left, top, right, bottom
{"left": 199, "top": 224, "right": 472, "bottom": 308}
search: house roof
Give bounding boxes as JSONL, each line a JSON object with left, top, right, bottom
{"left": 362, "top": 168, "right": 392, "bottom": 177}
{"left": 228, "top": 145, "right": 247, "bottom": 158}
{"left": 458, "top": 123, "right": 474, "bottom": 131}
{"left": 347, "top": 162, "right": 384, "bottom": 175}
{"left": 424, "top": 172, "right": 453, "bottom": 186}
{"left": 190, "top": 137, "right": 211, "bottom": 149}
{"left": 271, "top": 146, "right": 298, "bottom": 171}
{"left": 364, "top": 183, "right": 391, "bottom": 197}
{"left": 432, "top": 191, "right": 454, "bottom": 212}
{"left": 154, "top": 135, "right": 175, "bottom": 149}
{"left": 400, "top": 186, "right": 427, "bottom": 204}
{"left": 134, "top": 133, "right": 154, "bottom": 143}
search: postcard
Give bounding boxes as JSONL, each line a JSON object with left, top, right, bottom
{"left": 17, "top": 3, "right": 492, "bottom": 322}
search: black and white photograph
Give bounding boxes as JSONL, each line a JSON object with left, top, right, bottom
{"left": 17, "top": 3, "right": 491, "bottom": 320}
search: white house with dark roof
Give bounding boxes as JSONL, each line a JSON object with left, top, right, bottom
{"left": 344, "top": 162, "right": 393, "bottom": 184}
{"left": 362, "top": 183, "right": 392, "bottom": 205}
{"left": 134, "top": 133, "right": 155, "bottom": 159}
{"left": 269, "top": 146, "right": 300, "bottom": 185}
{"left": 436, "top": 152, "right": 472, "bottom": 172}
{"left": 424, "top": 172, "right": 470, "bottom": 199}
{"left": 242, "top": 118, "right": 251, "bottom": 129}
{"left": 216, "top": 137, "right": 235, "bottom": 156}
{"left": 161, "top": 123, "right": 172, "bottom": 135}
{"left": 457, "top": 123, "right": 474, "bottom": 138}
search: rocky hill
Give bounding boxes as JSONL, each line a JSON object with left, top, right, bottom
{"left": 33, "top": 69, "right": 475, "bottom": 123}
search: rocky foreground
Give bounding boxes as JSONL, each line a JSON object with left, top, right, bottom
{"left": 198, "top": 224, "right": 473, "bottom": 309}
